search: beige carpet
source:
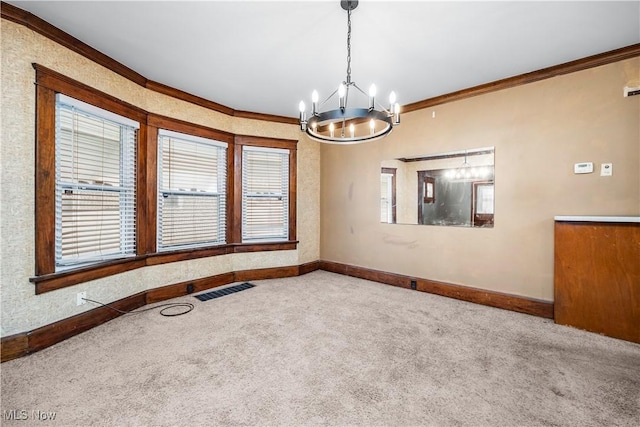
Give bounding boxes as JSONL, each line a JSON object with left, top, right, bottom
{"left": 1, "top": 270, "right": 639, "bottom": 426}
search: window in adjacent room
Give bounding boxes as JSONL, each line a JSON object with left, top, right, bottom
{"left": 55, "top": 94, "right": 138, "bottom": 269}
{"left": 157, "top": 129, "right": 227, "bottom": 251}
{"left": 241, "top": 145, "right": 289, "bottom": 242}
{"left": 380, "top": 167, "right": 396, "bottom": 223}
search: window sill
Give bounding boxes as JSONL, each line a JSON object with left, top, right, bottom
{"left": 30, "top": 241, "right": 298, "bottom": 294}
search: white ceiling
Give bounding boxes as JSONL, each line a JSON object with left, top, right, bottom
{"left": 9, "top": 1, "right": 640, "bottom": 118}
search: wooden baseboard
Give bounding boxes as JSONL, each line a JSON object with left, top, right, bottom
{"left": 2, "top": 263, "right": 319, "bottom": 363}
{"left": 2, "top": 258, "right": 551, "bottom": 363}
{"left": 319, "top": 261, "right": 554, "bottom": 319}
{"left": 298, "top": 260, "right": 321, "bottom": 275}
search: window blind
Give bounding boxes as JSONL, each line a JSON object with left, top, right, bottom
{"left": 157, "top": 129, "right": 227, "bottom": 250}
{"left": 55, "top": 94, "right": 138, "bottom": 269}
{"left": 241, "top": 146, "right": 289, "bottom": 242}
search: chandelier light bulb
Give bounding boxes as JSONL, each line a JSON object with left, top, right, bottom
{"left": 389, "top": 91, "right": 397, "bottom": 109}
{"left": 394, "top": 102, "right": 401, "bottom": 124}
{"left": 349, "top": 123, "right": 355, "bottom": 138}
{"left": 329, "top": 122, "right": 335, "bottom": 138}
{"left": 369, "top": 84, "right": 377, "bottom": 110}
{"left": 338, "top": 84, "right": 346, "bottom": 110}
{"left": 311, "top": 90, "right": 319, "bottom": 115}
{"left": 298, "top": 101, "right": 306, "bottom": 129}
{"left": 369, "top": 119, "right": 375, "bottom": 135}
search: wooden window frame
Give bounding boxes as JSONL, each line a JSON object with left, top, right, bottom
{"left": 33, "top": 64, "right": 148, "bottom": 278}
{"left": 233, "top": 135, "right": 298, "bottom": 248}
{"left": 149, "top": 114, "right": 234, "bottom": 252}
{"left": 471, "top": 181, "right": 495, "bottom": 227}
{"left": 31, "top": 64, "right": 298, "bottom": 294}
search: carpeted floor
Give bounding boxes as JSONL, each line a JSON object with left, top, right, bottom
{"left": 1, "top": 270, "right": 639, "bottom": 426}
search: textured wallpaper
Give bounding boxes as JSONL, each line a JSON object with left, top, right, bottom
{"left": 0, "top": 19, "right": 320, "bottom": 336}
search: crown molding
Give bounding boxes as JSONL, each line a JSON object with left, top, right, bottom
{"left": 2, "top": 2, "right": 638, "bottom": 126}
{"left": 403, "top": 43, "right": 640, "bottom": 113}
{"left": 1, "top": 1, "right": 298, "bottom": 125}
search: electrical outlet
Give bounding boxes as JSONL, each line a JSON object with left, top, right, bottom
{"left": 76, "top": 291, "right": 86, "bottom": 306}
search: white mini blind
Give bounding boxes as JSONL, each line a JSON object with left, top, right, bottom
{"left": 55, "top": 94, "right": 138, "bottom": 269}
{"left": 241, "top": 146, "right": 289, "bottom": 242}
{"left": 157, "top": 129, "right": 227, "bottom": 250}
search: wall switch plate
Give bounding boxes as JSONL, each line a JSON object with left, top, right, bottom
{"left": 601, "top": 163, "right": 613, "bottom": 176}
{"left": 574, "top": 162, "right": 593, "bottom": 174}
{"left": 76, "top": 291, "right": 86, "bottom": 306}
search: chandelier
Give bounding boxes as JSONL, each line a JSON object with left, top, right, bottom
{"left": 444, "top": 150, "right": 493, "bottom": 181}
{"left": 298, "top": 0, "right": 400, "bottom": 144}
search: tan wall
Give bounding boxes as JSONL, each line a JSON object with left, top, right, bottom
{"left": 0, "top": 20, "right": 320, "bottom": 336}
{"left": 321, "top": 57, "right": 640, "bottom": 301}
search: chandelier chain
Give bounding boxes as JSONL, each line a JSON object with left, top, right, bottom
{"left": 346, "top": 7, "right": 352, "bottom": 83}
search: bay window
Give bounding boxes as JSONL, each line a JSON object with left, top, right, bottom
{"left": 157, "top": 129, "right": 227, "bottom": 250}
{"left": 55, "top": 94, "right": 138, "bottom": 269}
{"left": 241, "top": 146, "right": 290, "bottom": 242}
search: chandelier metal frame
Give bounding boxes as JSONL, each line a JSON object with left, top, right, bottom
{"left": 299, "top": 0, "right": 400, "bottom": 144}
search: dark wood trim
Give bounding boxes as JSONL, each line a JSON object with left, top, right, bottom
{"left": 231, "top": 143, "right": 244, "bottom": 244}
{"left": 138, "top": 125, "right": 157, "bottom": 255}
{"left": 289, "top": 148, "right": 298, "bottom": 242}
{"left": 471, "top": 181, "right": 494, "bottom": 227}
{"left": 7, "top": 3, "right": 637, "bottom": 121}
{"left": 2, "top": 2, "right": 300, "bottom": 124}
{"left": 233, "top": 135, "right": 298, "bottom": 244}
{"left": 232, "top": 242, "right": 298, "bottom": 253}
{"left": 233, "top": 110, "right": 299, "bottom": 125}
{"left": 146, "top": 246, "right": 231, "bottom": 266}
{"left": 4, "top": 263, "right": 312, "bottom": 363}
{"left": 298, "top": 260, "right": 321, "bottom": 275}
{"left": 319, "top": 261, "right": 554, "bottom": 319}
{"left": 149, "top": 113, "right": 235, "bottom": 251}
{"left": 234, "top": 135, "right": 298, "bottom": 151}
{"left": 34, "top": 84, "right": 56, "bottom": 275}
{"left": 145, "top": 272, "right": 235, "bottom": 304}
{"left": 320, "top": 261, "right": 409, "bottom": 288}
{"left": 235, "top": 265, "right": 299, "bottom": 282}
{"left": 32, "top": 258, "right": 147, "bottom": 295}
{"left": 2, "top": 3, "right": 147, "bottom": 86}
{"left": 33, "top": 64, "right": 147, "bottom": 123}
{"left": 5, "top": 260, "right": 555, "bottom": 363}
{"left": 31, "top": 67, "right": 299, "bottom": 294}
{"left": 226, "top": 140, "right": 236, "bottom": 245}
{"left": 29, "top": 293, "right": 148, "bottom": 354}
{"left": 398, "top": 149, "right": 494, "bottom": 163}
{"left": 30, "top": 242, "right": 299, "bottom": 293}
{"left": 145, "top": 80, "right": 234, "bottom": 116}
{"left": 147, "top": 113, "right": 234, "bottom": 144}
{"left": 403, "top": 43, "right": 640, "bottom": 113}
{"left": 1, "top": 334, "right": 28, "bottom": 363}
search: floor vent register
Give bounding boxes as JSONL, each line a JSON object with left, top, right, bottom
{"left": 194, "top": 282, "right": 255, "bottom": 302}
